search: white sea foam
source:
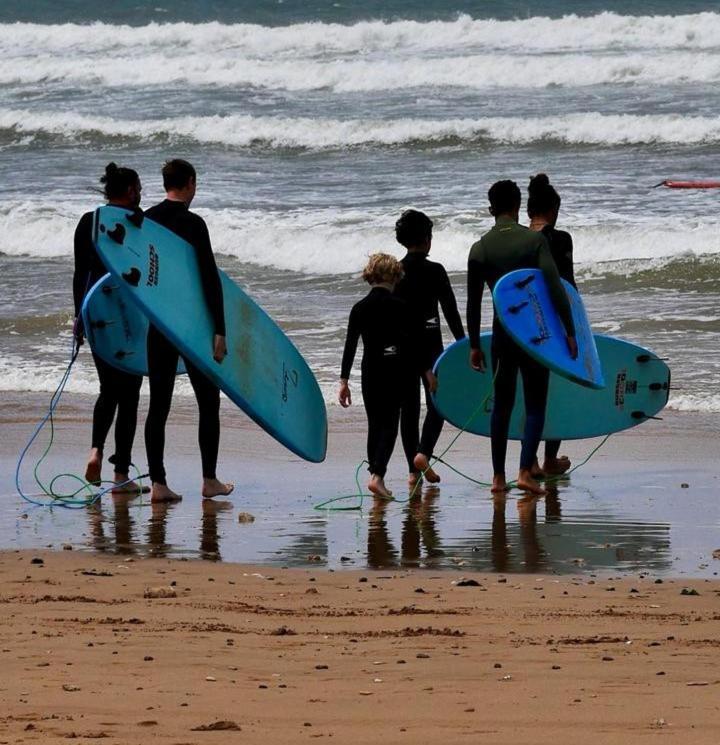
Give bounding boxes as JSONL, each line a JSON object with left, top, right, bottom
{"left": 3, "top": 200, "right": 719, "bottom": 273}
{"left": 1, "top": 49, "right": 719, "bottom": 90}
{"left": 3, "top": 109, "right": 720, "bottom": 150}
{"left": 1, "top": 13, "right": 720, "bottom": 59}
{"left": 667, "top": 393, "right": 720, "bottom": 413}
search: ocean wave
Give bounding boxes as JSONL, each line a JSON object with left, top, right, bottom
{"left": 2, "top": 13, "right": 720, "bottom": 60}
{"left": 3, "top": 110, "right": 720, "bottom": 150}
{"left": 667, "top": 393, "right": 720, "bottom": 414}
{"left": 1, "top": 49, "right": 719, "bottom": 91}
{"left": 3, "top": 201, "right": 720, "bottom": 275}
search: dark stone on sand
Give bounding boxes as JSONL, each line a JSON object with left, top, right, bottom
{"left": 414, "top": 588, "right": 426, "bottom": 593}
{"left": 30, "top": 557, "right": 44, "bottom": 565}
{"left": 494, "top": 663, "right": 502, "bottom": 669}
{"left": 271, "top": 626, "right": 296, "bottom": 636}
{"left": 417, "top": 653, "right": 430, "bottom": 659}
{"left": 191, "top": 721, "right": 241, "bottom": 731}
{"left": 680, "top": 588, "right": 700, "bottom": 596}
{"left": 655, "top": 579, "right": 663, "bottom": 584}
{"left": 681, "top": 483, "right": 689, "bottom": 488}
{"left": 315, "top": 664, "right": 328, "bottom": 670}
{"left": 359, "top": 577, "right": 368, "bottom": 583}
{"left": 456, "top": 579, "right": 480, "bottom": 587}
{"left": 602, "top": 656, "right": 614, "bottom": 661}
{"left": 144, "top": 656, "right": 154, "bottom": 661}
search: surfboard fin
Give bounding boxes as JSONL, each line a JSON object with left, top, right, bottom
{"left": 121, "top": 267, "right": 141, "bottom": 287}
{"left": 107, "top": 223, "right": 126, "bottom": 245}
{"left": 514, "top": 275, "right": 536, "bottom": 289}
{"left": 508, "top": 301, "right": 529, "bottom": 314}
{"left": 127, "top": 209, "right": 145, "bottom": 229}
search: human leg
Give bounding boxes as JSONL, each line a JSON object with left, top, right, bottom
{"left": 86, "top": 352, "right": 120, "bottom": 484}
{"left": 489, "top": 336, "right": 519, "bottom": 492}
{"left": 145, "top": 325, "right": 181, "bottom": 501}
{"left": 184, "top": 358, "right": 233, "bottom": 498}
{"left": 516, "top": 354, "right": 549, "bottom": 494}
{"left": 399, "top": 373, "right": 421, "bottom": 486}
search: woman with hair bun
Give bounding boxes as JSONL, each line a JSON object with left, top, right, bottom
{"left": 72, "top": 162, "right": 146, "bottom": 493}
{"left": 339, "top": 253, "right": 436, "bottom": 499}
{"left": 527, "top": 173, "right": 575, "bottom": 476}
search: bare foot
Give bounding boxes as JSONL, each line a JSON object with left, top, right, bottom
{"left": 84, "top": 448, "right": 102, "bottom": 485}
{"left": 491, "top": 474, "right": 509, "bottom": 493}
{"left": 530, "top": 458, "right": 545, "bottom": 478}
{"left": 112, "top": 473, "right": 150, "bottom": 495}
{"left": 150, "top": 483, "right": 183, "bottom": 503}
{"left": 516, "top": 469, "right": 546, "bottom": 495}
{"left": 202, "top": 478, "right": 234, "bottom": 499}
{"left": 368, "top": 475, "right": 393, "bottom": 499}
{"left": 542, "top": 456, "right": 571, "bottom": 476}
{"left": 413, "top": 453, "right": 440, "bottom": 483}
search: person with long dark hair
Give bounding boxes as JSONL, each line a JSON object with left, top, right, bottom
{"left": 467, "top": 180, "right": 577, "bottom": 495}
{"left": 73, "top": 163, "right": 145, "bottom": 493}
{"left": 393, "top": 209, "right": 464, "bottom": 489}
{"left": 527, "top": 173, "right": 575, "bottom": 477}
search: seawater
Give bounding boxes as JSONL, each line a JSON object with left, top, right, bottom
{"left": 1, "top": 1, "right": 719, "bottom": 416}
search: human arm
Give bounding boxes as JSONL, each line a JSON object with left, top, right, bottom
{"left": 339, "top": 306, "right": 361, "bottom": 406}
{"left": 537, "top": 234, "right": 577, "bottom": 355}
{"left": 72, "top": 213, "right": 96, "bottom": 341}
{"left": 438, "top": 266, "right": 465, "bottom": 340}
{"left": 192, "top": 217, "right": 226, "bottom": 337}
{"left": 466, "top": 243, "right": 487, "bottom": 371}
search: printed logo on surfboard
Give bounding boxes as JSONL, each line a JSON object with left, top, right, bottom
{"left": 282, "top": 362, "right": 299, "bottom": 403}
{"left": 614, "top": 370, "right": 627, "bottom": 407}
{"left": 147, "top": 244, "right": 159, "bottom": 287}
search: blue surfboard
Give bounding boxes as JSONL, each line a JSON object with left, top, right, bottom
{"left": 92, "top": 205, "right": 327, "bottom": 463}
{"left": 493, "top": 269, "right": 604, "bottom": 389}
{"left": 433, "top": 334, "right": 670, "bottom": 440}
{"left": 82, "top": 274, "right": 186, "bottom": 377}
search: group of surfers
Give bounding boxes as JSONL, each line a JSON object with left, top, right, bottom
{"left": 74, "top": 163, "right": 576, "bottom": 503}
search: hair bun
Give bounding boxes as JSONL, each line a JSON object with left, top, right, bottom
{"left": 528, "top": 173, "right": 550, "bottom": 192}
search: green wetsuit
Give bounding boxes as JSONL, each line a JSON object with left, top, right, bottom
{"left": 466, "top": 216, "right": 575, "bottom": 476}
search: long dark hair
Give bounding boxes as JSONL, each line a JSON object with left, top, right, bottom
{"left": 100, "top": 162, "right": 139, "bottom": 201}
{"left": 527, "top": 173, "right": 561, "bottom": 218}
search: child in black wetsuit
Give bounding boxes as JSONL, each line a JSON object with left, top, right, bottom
{"left": 393, "top": 210, "right": 465, "bottom": 488}
{"left": 527, "top": 174, "right": 575, "bottom": 477}
{"left": 339, "top": 254, "right": 436, "bottom": 499}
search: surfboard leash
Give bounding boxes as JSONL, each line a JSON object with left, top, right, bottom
{"left": 15, "top": 333, "right": 148, "bottom": 509}
{"left": 315, "top": 364, "right": 613, "bottom": 511}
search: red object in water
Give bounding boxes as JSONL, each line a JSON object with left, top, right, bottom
{"left": 657, "top": 180, "right": 720, "bottom": 189}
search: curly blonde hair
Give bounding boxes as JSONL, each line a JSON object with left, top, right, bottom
{"left": 362, "top": 253, "right": 404, "bottom": 285}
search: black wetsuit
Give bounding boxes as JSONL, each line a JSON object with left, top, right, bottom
{"left": 341, "top": 287, "right": 428, "bottom": 478}
{"left": 541, "top": 225, "right": 575, "bottom": 462}
{"left": 73, "top": 211, "right": 142, "bottom": 475}
{"left": 467, "top": 217, "right": 575, "bottom": 476}
{"left": 394, "top": 253, "right": 464, "bottom": 470}
{"left": 143, "top": 200, "right": 226, "bottom": 486}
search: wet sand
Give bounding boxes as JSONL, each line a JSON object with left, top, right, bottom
{"left": 1, "top": 548, "right": 720, "bottom": 744}
{"left": 2, "top": 392, "right": 719, "bottom": 574}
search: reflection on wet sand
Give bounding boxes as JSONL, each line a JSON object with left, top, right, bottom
{"left": 75, "top": 479, "right": 672, "bottom": 574}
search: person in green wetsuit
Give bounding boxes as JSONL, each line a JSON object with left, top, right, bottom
{"left": 466, "top": 180, "right": 577, "bottom": 495}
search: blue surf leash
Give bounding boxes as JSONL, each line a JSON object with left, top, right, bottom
{"left": 15, "top": 333, "right": 147, "bottom": 509}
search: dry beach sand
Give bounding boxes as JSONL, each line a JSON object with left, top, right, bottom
{"left": 1, "top": 549, "right": 720, "bottom": 744}
{"left": 1, "top": 393, "right": 720, "bottom": 743}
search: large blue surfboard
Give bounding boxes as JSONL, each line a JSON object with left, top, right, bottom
{"left": 433, "top": 334, "right": 670, "bottom": 440}
{"left": 493, "top": 269, "right": 604, "bottom": 389}
{"left": 82, "top": 274, "right": 186, "bottom": 377}
{"left": 92, "top": 205, "right": 327, "bottom": 463}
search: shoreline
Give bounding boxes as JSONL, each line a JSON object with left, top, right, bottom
{"left": 1, "top": 548, "right": 719, "bottom": 744}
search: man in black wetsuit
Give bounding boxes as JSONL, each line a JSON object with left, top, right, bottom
{"left": 144, "top": 159, "right": 233, "bottom": 503}
{"left": 73, "top": 163, "right": 146, "bottom": 494}
{"left": 467, "top": 180, "right": 577, "bottom": 495}
{"left": 394, "top": 209, "right": 465, "bottom": 488}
